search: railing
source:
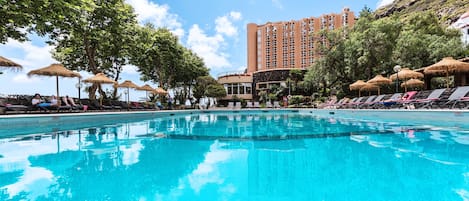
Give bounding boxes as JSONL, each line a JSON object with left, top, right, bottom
{"left": 217, "top": 71, "right": 249, "bottom": 79}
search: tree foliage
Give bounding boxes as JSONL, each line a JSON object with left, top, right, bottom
{"left": 51, "top": 0, "right": 138, "bottom": 99}
{"left": 193, "top": 76, "right": 225, "bottom": 99}
{"left": 129, "top": 24, "right": 209, "bottom": 97}
{"left": 0, "top": 0, "right": 92, "bottom": 43}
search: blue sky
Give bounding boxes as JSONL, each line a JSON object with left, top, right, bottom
{"left": 0, "top": 0, "right": 393, "bottom": 101}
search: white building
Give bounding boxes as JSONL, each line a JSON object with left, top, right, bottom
{"left": 451, "top": 10, "right": 469, "bottom": 45}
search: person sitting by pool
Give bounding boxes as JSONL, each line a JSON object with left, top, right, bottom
{"left": 49, "top": 95, "right": 59, "bottom": 107}
{"left": 155, "top": 100, "right": 163, "bottom": 110}
{"left": 63, "top": 95, "right": 82, "bottom": 110}
{"left": 31, "top": 93, "right": 51, "bottom": 110}
{"left": 382, "top": 94, "right": 403, "bottom": 107}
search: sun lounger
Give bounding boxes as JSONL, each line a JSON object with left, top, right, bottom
{"left": 246, "top": 101, "right": 253, "bottom": 108}
{"left": 266, "top": 101, "right": 273, "bottom": 108}
{"left": 234, "top": 102, "right": 242, "bottom": 109}
{"left": 226, "top": 102, "right": 234, "bottom": 109}
{"left": 357, "top": 95, "right": 376, "bottom": 109}
{"left": 410, "top": 88, "right": 446, "bottom": 109}
{"left": 437, "top": 86, "right": 469, "bottom": 109}
{"left": 273, "top": 101, "right": 281, "bottom": 108}
{"left": 361, "top": 94, "right": 385, "bottom": 109}
{"left": 253, "top": 101, "right": 260, "bottom": 108}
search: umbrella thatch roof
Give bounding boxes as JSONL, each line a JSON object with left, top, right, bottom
{"left": 423, "top": 57, "right": 469, "bottom": 74}
{"left": 27, "top": 63, "right": 81, "bottom": 107}
{"left": 390, "top": 68, "right": 424, "bottom": 81}
{"left": 349, "top": 80, "right": 366, "bottom": 91}
{"left": 137, "top": 84, "right": 155, "bottom": 92}
{"left": 117, "top": 80, "right": 139, "bottom": 89}
{"left": 153, "top": 87, "right": 168, "bottom": 95}
{"left": 0, "top": 56, "right": 22, "bottom": 70}
{"left": 359, "top": 83, "right": 379, "bottom": 92}
{"left": 367, "top": 74, "right": 392, "bottom": 85}
{"left": 27, "top": 63, "right": 81, "bottom": 78}
{"left": 83, "top": 73, "right": 116, "bottom": 84}
{"left": 401, "top": 78, "right": 424, "bottom": 88}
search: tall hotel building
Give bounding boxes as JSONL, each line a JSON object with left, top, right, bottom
{"left": 218, "top": 8, "right": 355, "bottom": 101}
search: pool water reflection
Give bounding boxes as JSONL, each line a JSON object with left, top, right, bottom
{"left": 0, "top": 112, "right": 468, "bottom": 200}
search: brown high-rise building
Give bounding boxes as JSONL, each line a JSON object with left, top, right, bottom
{"left": 218, "top": 8, "right": 356, "bottom": 103}
{"left": 247, "top": 7, "right": 355, "bottom": 73}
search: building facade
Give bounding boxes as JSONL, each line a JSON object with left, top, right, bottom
{"left": 218, "top": 8, "right": 356, "bottom": 101}
{"left": 247, "top": 7, "right": 355, "bottom": 74}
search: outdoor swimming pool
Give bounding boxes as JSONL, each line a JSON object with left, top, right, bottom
{"left": 0, "top": 110, "right": 468, "bottom": 200}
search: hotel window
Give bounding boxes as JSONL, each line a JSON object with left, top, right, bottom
{"left": 239, "top": 84, "right": 245, "bottom": 94}
{"left": 232, "top": 83, "right": 238, "bottom": 94}
{"left": 246, "top": 85, "right": 252, "bottom": 94}
{"left": 227, "top": 84, "right": 232, "bottom": 94}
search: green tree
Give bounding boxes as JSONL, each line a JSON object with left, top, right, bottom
{"left": 0, "top": 0, "right": 92, "bottom": 43}
{"left": 206, "top": 84, "right": 227, "bottom": 98}
{"left": 193, "top": 76, "right": 225, "bottom": 99}
{"left": 52, "top": 0, "right": 137, "bottom": 100}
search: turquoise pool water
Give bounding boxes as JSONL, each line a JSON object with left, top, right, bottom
{"left": 0, "top": 110, "right": 468, "bottom": 200}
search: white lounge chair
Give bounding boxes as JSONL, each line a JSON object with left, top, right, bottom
{"left": 273, "top": 101, "right": 281, "bottom": 108}
{"left": 253, "top": 101, "right": 260, "bottom": 108}
{"left": 227, "top": 102, "right": 234, "bottom": 109}
{"left": 246, "top": 101, "right": 253, "bottom": 108}
{"left": 234, "top": 102, "right": 242, "bottom": 109}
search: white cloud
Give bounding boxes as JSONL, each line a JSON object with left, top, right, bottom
{"left": 126, "top": 0, "right": 185, "bottom": 38}
{"left": 4, "top": 39, "right": 56, "bottom": 70}
{"left": 2, "top": 39, "right": 57, "bottom": 84}
{"left": 215, "top": 12, "right": 242, "bottom": 37}
{"left": 377, "top": 0, "right": 394, "bottom": 8}
{"left": 187, "top": 25, "right": 230, "bottom": 70}
{"left": 230, "top": 11, "right": 242, "bottom": 21}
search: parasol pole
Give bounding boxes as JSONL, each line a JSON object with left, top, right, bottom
{"left": 56, "top": 75, "right": 61, "bottom": 107}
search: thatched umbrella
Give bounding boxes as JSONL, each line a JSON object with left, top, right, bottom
{"left": 117, "top": 80, "right": 139, "bottom": 105}
{"left": 367, "top": 75, "right": 392, "bottom": 95}
{"left": 401, "top": 78, "right": 424, "bottom": 90}
{"left": 153, "top": 87, "right": 168, "bottom": 95}
{"left": 0, "top": 56, "right": 22, "bottom": 71}
{"left": 83, "top": 73, "right": 116, "bottom": 84}
{"left": 349, "top": 80, "right": 366, "bottom": 97}
{"left": 423, "top": 57, "right": 469, "bottom": 88}
{"left": 137, "top": 84, "right": 155, "bottom": 101}
{"left": 27, "top": 63, "right": 81, "bottom": 105}
{"left": 359, "top": 83, "right": 379, "bottom": 96}
{"left": 83, "top": 73, "right": 117, "bottom": 104}
{"left": 390, "top": 68, "right": 424, "bottom": 81}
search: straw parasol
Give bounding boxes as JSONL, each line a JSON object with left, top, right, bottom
{"left": 359, "top": 83, "right": 379, "bottom": 96}
{"left": 390, "top": 68, "right": 424, "bottom": 81}
{"left": 117, "top": 80, "right": 139, "bottom": 105}
{"left": 27, "top": 63, "right": 81, "bottom": 105}
{"left": 83, "top": 73, "right": 116, "bottom": 84}
{"left": 423, "top": 57, "right": 469, "bottom": 88}
{"left": 153, "top": 87, "right": 168, "bottom": 95}
{"left": 83, "top": 73, "right": 117, "bottom": 105}
{"left": 137, "top": 84, "right": 156, "bottom": 101}
{"left": 0, "top": 56, "right": 22, "bottom": 70}
{"left": 349, "top": 80, "right": 366, "bottom": 97}
{"left": 401, "top": 78, "right": 424, "bottom": 89}
{"left": 367, "top": 74, "right": 392, "bottom": 95}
